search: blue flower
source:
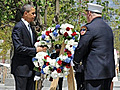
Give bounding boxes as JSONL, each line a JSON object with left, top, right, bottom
{"left": 53, "top": 31, "right": 58, "bottom": 37}
{"left": 73, "top": 46, "right": 76, "bottom": 51}
{"left": 55, "top": 24, "right": 60, "bottom": 29}
{"left": 41, "top": 69, "right": 45, "bottom": 74}
{"left": 46, "top": 40, "right": 50, "bottom": 43}
{"left": 42, "top": 34, "right": 45, "bottom": 39}
{"left": 70, "top": 55, "right": 74, "bottom": 59}
{"left": 32, "top": 58, "right": 38, "bottom": 62}
{"left": 54, "top": 67, "right": 57, "bottom": 70}
{"left": 60, "top": 67, "right": 64, "bottom": 69}
{"left": 56, "top": 57, "right": 60, "bottom": 62}
{"left": 64, "top": 58, "right": 71, "bottom": 63}
{"left": 72, "top": 36, "right": 75, "bottom": 40}
{"left": 42, "top": 65, "right": 46, "bottom": 68}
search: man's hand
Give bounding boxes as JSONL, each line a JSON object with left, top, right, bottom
{"left": 43, "top": 47, "right": 47, "bottom": 52}
{"left": 36, "top": 47, "right": 47, "bottom": 52}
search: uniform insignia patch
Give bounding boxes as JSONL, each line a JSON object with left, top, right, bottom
{"left": 80, "top": 26, "right": 87, "bottom": 35}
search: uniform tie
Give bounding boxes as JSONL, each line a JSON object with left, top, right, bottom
{"left": 28, "top": 24, "right": 33, "bottom": 44}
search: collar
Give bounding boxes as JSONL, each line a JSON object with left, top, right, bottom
{"left": 90, "top": 17, "right": 102, "bottom": 23}
{"left": 21, "top": 18, "right": 30, "bottom": 29}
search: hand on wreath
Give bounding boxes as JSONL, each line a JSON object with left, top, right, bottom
{"left": 36, "top": 47, "right": 47, "bottom": 52}
{"left": 42, "top": 47, "right": 47, "bottom": 52}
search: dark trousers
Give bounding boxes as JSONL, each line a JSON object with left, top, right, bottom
{"left": 85, "top": 78, "right": 113, "bottom": 90}
{"left": 56, "top": 77, "right": 63, "bottom": 90}
{"left": 14, "top": 75, "right": 35, "bottom": 90}
{"left": 75, "top": 72, "right": 85, "bottom": 90}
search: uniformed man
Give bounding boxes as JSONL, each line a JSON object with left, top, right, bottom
{"left": 73, "top": 3, "right": 115, "bottom": 90}
{"left": 50, "top": 44, "right": 63, "bottom": 90}
{"left": 74, "top": 61, "right": 85, "bottom": 90}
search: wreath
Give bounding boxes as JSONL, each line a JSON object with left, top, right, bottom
{"left": 32, "top": 23, "right": 80, "bottom": 81}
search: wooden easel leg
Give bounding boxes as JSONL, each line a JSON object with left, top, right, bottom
{"left": 35, "top": 81, "right": 38, "bottom": 90}
{"left": 50, "top": 77, "right": 59, "bottom": 90}
{"left": 67, "top": 66, "right": 75, "bottom": 90}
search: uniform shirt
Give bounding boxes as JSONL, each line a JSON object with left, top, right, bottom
{"left": 73, "top": 17, "right": 115, "bottom": 80}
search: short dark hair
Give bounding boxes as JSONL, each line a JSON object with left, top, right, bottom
{"left": 20, "top": 4, "right": 33, "bottom": 16}
{"left": 55, "top": 44, "right": 61, "bottom": 49}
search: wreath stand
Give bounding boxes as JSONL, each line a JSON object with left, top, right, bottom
{"left": 50, "top": 42, "right": 76, "bottom": 90}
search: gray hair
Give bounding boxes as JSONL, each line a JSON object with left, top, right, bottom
{"left": 21, "top": 4, "right": 34, "bottom": 16}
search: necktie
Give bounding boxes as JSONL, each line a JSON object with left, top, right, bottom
{"left": 28, "top": 24, "right": 33, "bottom": 44}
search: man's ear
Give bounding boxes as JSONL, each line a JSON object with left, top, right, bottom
{"left": 24, "top": 11, "right": 28, "bottom": 16}
{"left": 88, "top": 11, "right": 91, "bottom": 16}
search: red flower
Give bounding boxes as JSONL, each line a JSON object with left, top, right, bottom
{"left": 66, "top": 27, "right": 70, "bottom": 31}
{"left": 67, "top": 50, "right": 71, "bottom": 54}
{"left": 68, "top": 53, "right": 72, "bottom": 57}
{"left": 64, "top": 49, "right": 68, "bottom": 52}
{"left": 46, "top": 62, "right": 49, "bottom": 66}
{"left": 67, "top": 51, "right": 72, "bottom": 57}
{"left": 57, "top": 68, "right": 62, "bottom": 73}
{"left": 66, "top": 64, "right": 71, "bottom": 68}
{"left": 38, "top": 67, "right": 41, "bottom": 71}
{"left": 64, "top": 32, "right": 68, "bottom": 37}
{"left": 57, "top": 60, "right": 62, "bottom": 65}
{"left": 71, "top": 32, "right": 77, "bottom": 36}
{"left": 44, "top": 55, "right": 50, "bottom": 59}
{"left": 50, "top": 29, "right": 52, "bottom": 33}
{"left": 46, "top": 31, "right": 50, "bottom": 36}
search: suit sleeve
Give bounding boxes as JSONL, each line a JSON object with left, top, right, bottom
{"left": 12, "top": 26, "right": 37, "bottom": 57}
{"left": 73, "top": 29, "right": 93, "bottom": 64}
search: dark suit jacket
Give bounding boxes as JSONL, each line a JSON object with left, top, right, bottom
{"left": 73, "top": 17, "right": 115, "bottom": 80}
{"left": 11, "top": 20, "right": 37, "bottom": 77}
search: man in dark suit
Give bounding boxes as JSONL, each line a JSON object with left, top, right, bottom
{"left": 73, "top": 3, "right": 115, "bottom": 90}
{"left": 11, "top": 4, "right": 47, "bottom": 90}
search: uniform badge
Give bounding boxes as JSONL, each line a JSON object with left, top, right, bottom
{"left": 80, "top": 26, "right": 87, "bottom": 35}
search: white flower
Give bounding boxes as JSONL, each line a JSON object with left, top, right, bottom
{"left": 59, "top": 55, "right": 68, "bottom": 61}
{"left": 34, "top": 41, "right": 48, "bottom": 48}
{"left": 45, "top": 36, "right": 50, "bottom": 41}
{"left": 49, "top": 59, "right": 56, "bottom": 66}
{"left": 55, "top": 63, "right": 60, "bottom": 68}
{"left": 65, "top": 45, "right": 73, "bottom": 52}
{"left": 43, "top": 66, "right": 50, "bottom": 74}
{"left": 63, "top": 71, "right": 70, "bottom": 76}
{"left": 35, "top": 52, "right": 48, "bottom": 59}
{"left": 58, "top": 73, "right": 63, "bottom": 78}
{"left": 65, "top": 23, "right": 74, "bottom": 28}
{"left": 34, "top": 42, "right": 40, "bottom": 48}
{"left": 41, "top": 30, "right": 46, "bottom": 35}
{"left": 67, "top": 39, "right": 75, "bottom": 45}
{"left": 38, "top": 58, "right": 44, "bottom": 67}
{"left": 50, "top": 70, "right": 58, "bottom": 79}
{"left": 49, "top": 33, "right": 56, "bottom": 40}
{"left": 60, "top": 23, "right": 74, "bottom": 29}
{"left": 67, "top": 30, "right": 73, "bottom": 37}
{"left": 59, "top": 28, "right": 66, "bottom": 34}
{"left": 64, "top": 67, "right": 70, "bottom": 72}
{"left": 47, "top": 27, "right": 55, "bottom": 32}
{"left": 37, "top": 36, "right": 42, "bottom": 41}
{"left": 33, "top": 61, "right": 39, "bottom": 67}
